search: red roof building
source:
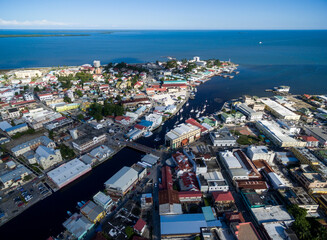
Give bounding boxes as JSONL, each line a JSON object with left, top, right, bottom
{"left": 160, "top": 166, "right": 173, "bottom": 190}
{"left": 186, "top": 118, "right": 208, "bottom": 133}
{"left": 225, "top": 212, "right": 245, "bottom": 224}
{"left": 212, "top": 191, "right": 235, "bottom": 203}
{"left": 178, "top": 191, "right": 202, "bottom": 203}
{"left": 134, "top": 218, "right": 146, "bottom": 234}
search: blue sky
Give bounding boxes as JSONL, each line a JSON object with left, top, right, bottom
{"left": 1, "top": 0, "right": 327, "bottom": 30}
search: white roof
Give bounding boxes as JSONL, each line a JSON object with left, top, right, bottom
{"left": 93, "top": 191, "right": 112, "bottom": 206}
{"left": 47, "top": 159, "right": 91, "bottom": 187}
{"left": 221, "top": 151, "right": 242, "bottom": 168}
{"left": 257, "top": 120, "right": 299, "bottom": 144}
{"left": 268, "top": 172, "right": 286, "bottom": 188}
{"left": 261, "top": 98, "right": 298, "bottom": 117}
{"left": 141, "top": 154, "right": 159, "bottom": 165}
{"left": 262, "top": 222, "right": 287, "bottom": 240}
{"left": 104, "top": 166, "right": 138, "bottom": 192}
{"left": 166, "top": 123, "right": 199, "bottom": 140}
{"left": 251, "top": 206, "right": 294, "bottom": 224}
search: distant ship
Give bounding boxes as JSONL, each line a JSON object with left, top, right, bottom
{"left": 259, "top": 41, "right": 263, "bottom": 44}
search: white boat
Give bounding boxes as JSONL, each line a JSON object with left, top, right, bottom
{"left": 154, "top": 136, "right": 161, "bottom": 141}
{"left": 190, "top": 108, "right": 194, "bottom": 113}
{"left": 180, "top": 108, "right": 183, "bottom": 112}
{"left": 196, "top": 112, "right": 200, "bottom": 118}
{"left": 186, "top": 102, "right": 189, "bottom": 107}
{"left": 144, "top": 131, "right": 153, "bottom": 137}
{"left": 259, "top": 41, "right": 263, "bottom": 44}
{"left": 180, "top": 116, "right": 183, "bottom": 121}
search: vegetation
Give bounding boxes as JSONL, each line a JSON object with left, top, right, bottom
{"left": 77, "top": 114, "right": 84, "bottom": 121}
{"left": 236, "top": 135, "right": 260, "bottom": 145}
{"left": 12, "top": 128, "right": 36, "bottom": 139}
{"left": 23, "top": 175, "right": 33, "bottom": 182}
{"left": 166, "top": 60, "right": 178, "bottom": 69}
{"left": 88, "top": 101, "right": 124, "bottom": 121}
{"left": 132, "top": 207, "right": 141, "bottom": 216}
{"left": 58, "top": 144, "right": 76, "bottom": 160}
{"left": 287, "top": 204, "right": 327, "bottom": 240}
{"left": 125, "top": 226, "right": 134, "bottom": 239}
{"left": 63, "top": 96, "right": 72, "bottom": 103}
{"left": 48, "top": 130, "right": 54, "bottom": 140}
{"left": 76, "top": 90, "right": 83, "bottom": 97}
{"left": 204, "top": 197, "right": 211, "bottom": 206}
{"left": 184, "top": 62, "right": 197, "bottom": 73}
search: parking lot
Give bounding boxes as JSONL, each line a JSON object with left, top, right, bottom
{"left": 0, "top": 179, "right": 52, "bottom": 226}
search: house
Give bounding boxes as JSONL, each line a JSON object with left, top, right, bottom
{"left": 133, "top": 218, "right": 146, "bottom": 235}
{"left": 212, "top": 191, "right": 234, "bottom": 204}
{"left": 0, "top": 165, "right": 32, "bottom": 189}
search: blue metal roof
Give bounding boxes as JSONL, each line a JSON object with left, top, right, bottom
{"left": 139, "top": 120, "right": 153, "bottom": 128}
{"left": 5, "top": 123, "right": 27, "bottom": 132}
{"left": 160, "top": 214, "right": 207, "bottom": 235}
{"left": 201, "top": 206, "right": 216, "bottom": 222}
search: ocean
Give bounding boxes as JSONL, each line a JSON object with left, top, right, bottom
{"left": 0, "top": 30, "right": 326, "bottom": 239}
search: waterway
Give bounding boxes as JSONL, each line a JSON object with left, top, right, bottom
{"left": 136, "top": 64, "right": 327, "bottom": 149}
{"left": 0, "top": 148, "right": 143, "bottom": 239}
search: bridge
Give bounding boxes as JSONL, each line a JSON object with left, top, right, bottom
{"left": 124, "top": 141, "right": 162, "bottom": 157}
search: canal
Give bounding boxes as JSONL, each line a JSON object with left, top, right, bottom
{"left": 0, "top": 148, "right": 143, "bottom": 239}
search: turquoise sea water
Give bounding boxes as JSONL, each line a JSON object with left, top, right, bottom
{"left": 0, "top": 30, "right": 326, "bottom": 68}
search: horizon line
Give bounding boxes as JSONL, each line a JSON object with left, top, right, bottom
{"left": 1, "top": 28, "right": 327, "bottom": 31}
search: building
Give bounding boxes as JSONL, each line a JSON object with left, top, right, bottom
{"left": 251, "top": 206, "right": 294, "bottom": 226}
{"left": 133, "top": 218, "right": 147, "bottom": 235}
{"left": 241, "top": 189, "right": 265, "bottom": 208}
{"left": 104, "top": 166, "right": 139, "bottom": 196}
{"left": 80, "top": 200, "right": 105, "bottom": 223}
{"left": 231, "top": 222, "right": 262, "bottom": 240}
{"left": 93, "top": 191, "right": 113, "bottom": 210}
{"left": 33, "top": 145, "right": 63, "bottom": 170}
{"left": 278, "top": 187, "right": 319, "bottom": 213}
{"left": 210, "top": 128, "right": 236, "bottom": 147}
{"left": 304, "top": 127, "right": 327, "bottom": 147}
{"left": 8, "top": 108, "right": 20, "bottom": 119}
{"left": 88, "top": 145, "right": 113, "bottom": 162}
{"left": 290, "top": 165, "right": 327, "bottom": 192}
{"left": 235, "top": 180, "right": 269, "bottom": 193}
{"left": 56, "top": 103, "right": 80, "bottom": 112}
{"left": 141, "top": 154, "right": 159, "bottom": 166}
{"left": 261, "top": 98, "right": 300, "bottom": 121}
{"left": 291, "top": 148, "right": 320, "bottom": 167}
{"left": 11, "top": 136, "right": 55, "bottom": 157}
{"left": 0, "top": 165, "right": 32, "bottom": 189}
{"left": 255, "top": 120, "right": 306, "bottom": 148}
{"left": 72, "top": 133, "right": 106, "bottom": 153}
{"left": 198, "top": 171, "right": 229, "bottom": 192}
{"left": 5, "top": 123, "right": 29, "bottom": 136}
{"left": 178, "top": 191, "right": 202, "bottom": 203}
{"left": 160, "top": 214, "right": 208, "bottom": 238}
{"left": 236, "top": 103, "right": 263, "bottom": 121}
{"left": 145, "top": 113, "right": 162, "bottom": 130}
{"left": 165, "top": 123, "right": 201, "bottom": 149}
{"left": 63, "top": 213, "right": 94, "bottom": 240}
{"left": 23, "top": 93, "right": 34, "bottom": 101}
{"left": 141, "top": 193, "right": 153, "bottom": 208}
{"left": 299, "top": 136, "right": 320, "bottom": 148}
{"left": 246, "top": 146, "right": 275, "bottom": 165}
{"left": 47, "top": 159, "right": 92, "bottom": 189}
{"left": 159, "top": 189, "right": 182, "bottom": 215}
{"left": 15, "top": 70, "right": 42, "bottom": 78}
{"left": 212, "top": 191, "right": 235, "bottom": 204}
{"left": 38, "top": 93, "right": 53, "bottom": 101}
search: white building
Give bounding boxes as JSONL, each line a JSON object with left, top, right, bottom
{"left": 38, "top": 93, "right": 53, "bottom": 101}
{"left": 15, "top": 70, "right": 42, "bottom": 79}
{"left": 34, "top": 145, "right": 63, "bottom": 170}
{"left": 246, "top": 146, "right": 275, "bottom": 165}
{"left": 236, "top": 103, "right": 263, "bottom": 121}
{"left": 256, "top": 120, "right": 306, "bottom": 148}
{"left": 210, "top": 128, "right": 236, "bottom": 147}
{"left": 0, "top": 165, "right": 32, "bottom": 189}
{"left": 47, "top": 158, "right": 92, "bottom": 189}
{"left": 104, "top": 166, "right": 139, "bottom": 196}
{"left": 93, "top": 191, "right": 113, "bottom": 210}
{"left": 198, "top": 171, "right": 229, "bottom": 192}
{"left": 261, "top": 98, "right": 300, "bottom": 121}
{"left": 23, "top": 93, "right": 34, "bottom": 101}
{"left": 145, "top": 113, "right": 163, "bottom": 130}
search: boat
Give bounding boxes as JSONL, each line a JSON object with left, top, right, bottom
{"left": 144, "top": 131, "right": 153, "bottom": 137}
{"left": 259, "top": 41, "right": 263, "bottom": 44}
{"left": 180, "top": 108, "right": 183, "bottom": 112}
{"left": 186, "top": 102, "right": 189, "bottom": 107}
{"left": 190, "top": 108, "right": 194, "bottom": 113}
{"left": 235, "top": 71, "right": 240, "bottom": 74}
{"left": 154, "top": 136, "right": 161, "bottom": 142}
{"left": 222, "top": 75, "right": 228, "bottom": 78}
{"left": 77, "top": 202, "right": 83, "bottom": 208}
{"left": 67, "top": 211, "right": 72, "bottom": 216}
{"left": 194, "top": 88, "right": 197, "bottom": 92}
{"left": 196, "top": 112, "right": 200, "bottom": 118}
{"left": 229, "top": 75, "right": 234, "bottom": 79}
{"left": 180, "top": 116, "right": 183, "bottom": 121}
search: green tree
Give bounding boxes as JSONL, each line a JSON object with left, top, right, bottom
{"left": 76, "top": 90, "right": 83, "bottom": 97}
{"left": 34, "top": 86, "right": 40, "bottom": 92}
{"left": 125, "top": 226, "right": 134, "bottom": 239}
{"left": 63, "top": 96, "right": 72, "bottom": 103}
{"left": 77, "top": 114, "right": 84, "bottom": 120}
